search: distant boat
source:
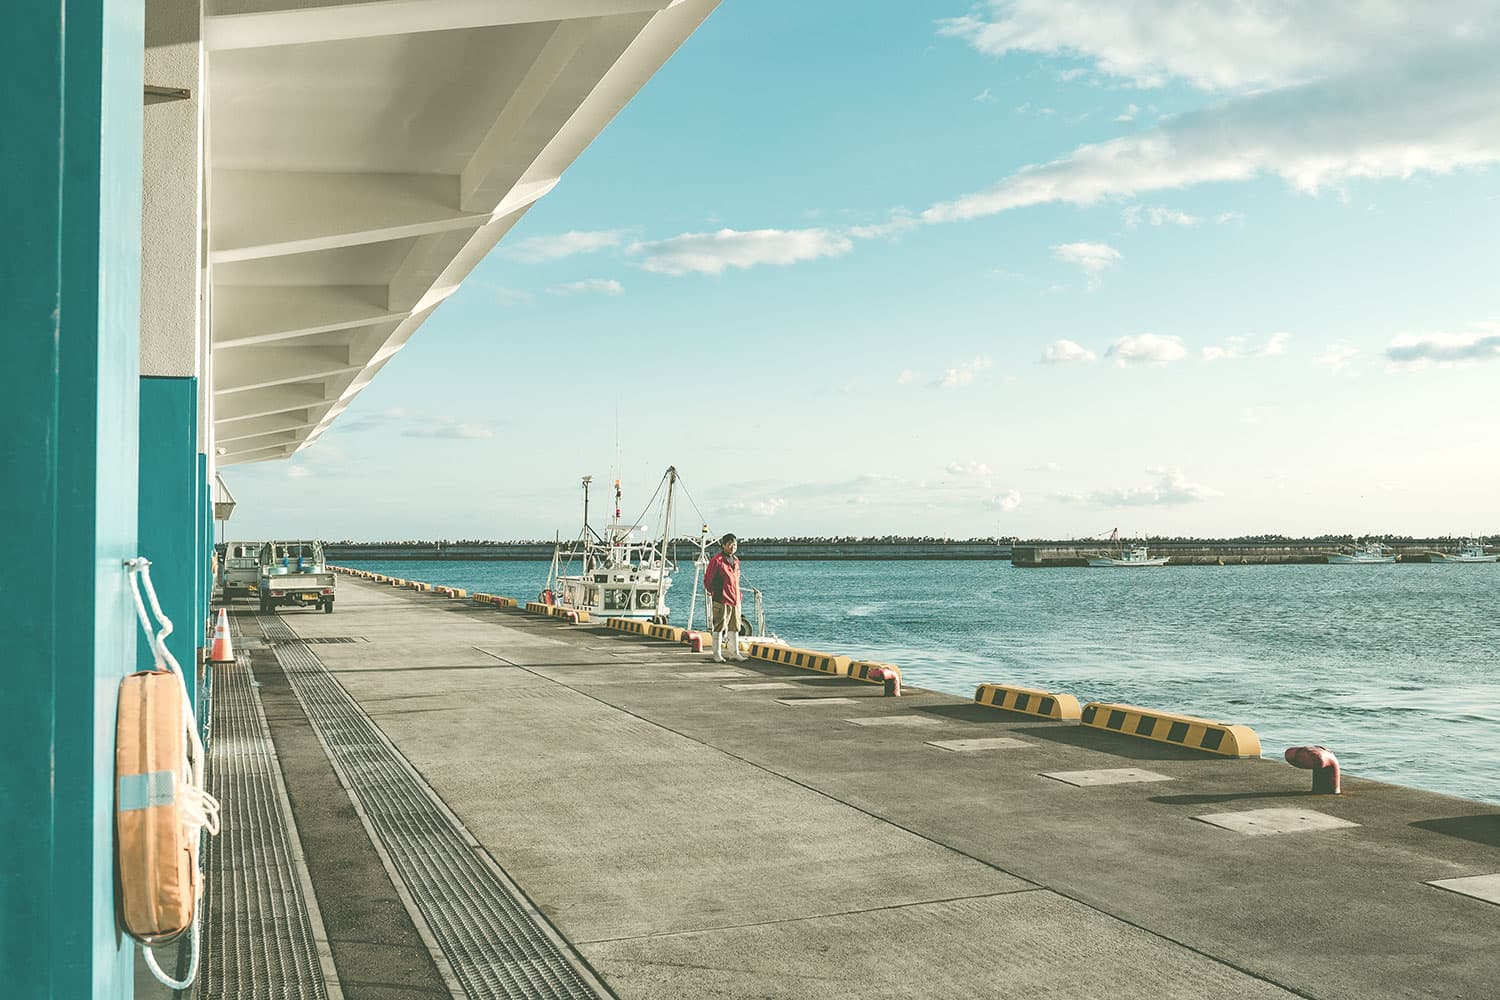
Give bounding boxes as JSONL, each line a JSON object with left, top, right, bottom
{"left": 1328, "top": 541, "right": 1396, "bottom": 564}
{"left": 1429, "top": 540, "right": 1498, "bottom": 563}
{"left": 1088, "top": 535, "right": 1169, "bottom": 567}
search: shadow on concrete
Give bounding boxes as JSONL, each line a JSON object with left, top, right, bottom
{"left": 1411, "top": 814, "right": 1500, "bottom": 848}
{"left": 1149, "top": 790, "right": 1320, "bottom": 806}
{"left": 913, "top": 703, "right": 1050, "bottom": 725}
{"left": 1005, "top": 722, "right": 1225, "bottom": 762}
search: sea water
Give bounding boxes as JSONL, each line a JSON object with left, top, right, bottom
{"left": 343, "top": 558, "right": 1500, "bottom": 805}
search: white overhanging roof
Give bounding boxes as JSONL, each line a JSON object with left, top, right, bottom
{"left": 208, "top": 0, "right": 718, "bottom": 465}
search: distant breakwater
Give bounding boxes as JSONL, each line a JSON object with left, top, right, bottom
{"left": 1012, "top": 540, "right": 1486, "bottom": 567}
{"left": 326, "top": 538, "right": 1487, "bottom": 565}
{"left": 325, "top": 541, "right": 1013, "bottom": 562}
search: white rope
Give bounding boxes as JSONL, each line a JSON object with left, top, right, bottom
{"left": 123, "top": 557, "right": 221, "bottom": 990}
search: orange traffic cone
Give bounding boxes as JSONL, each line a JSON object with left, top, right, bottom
{"left": 209, "top": 608, "right": 235, "bottom": 664}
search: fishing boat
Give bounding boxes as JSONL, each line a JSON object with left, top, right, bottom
{"left": 1327, "top": 541, "right": 1396, "bottom": 564}
{"left": 1087, "top": 530, "right": 1170, "bottom": 567}
{"left": 1429, "top": 540, "right": 1498, "bottom": 563}
{"left": 542, "top": 468, "right": 681, "bottom": 623}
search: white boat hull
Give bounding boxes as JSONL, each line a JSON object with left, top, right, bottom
{"left": 1087, "top": 557, "right": 1170, "bottom": 567}
{"left": 1430, "top": 553, "right": 1499, "bottom": 563}
{"left": 1327, "top": 554, "right": 1396, "bottom": 564}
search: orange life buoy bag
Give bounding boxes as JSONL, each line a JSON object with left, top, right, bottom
{"left": 116, "top": 668, "right": 198, "bottom": 940}
{"left": 119, "top": 558, "right": 220, "bottom": 990}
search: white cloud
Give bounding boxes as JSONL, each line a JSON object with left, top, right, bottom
{"left": 1314, "top": 343, "right": 1360, "bottom": 373}
{"left": 287, "top": 464, "right": 312, "bottom": 480}
{"left": 503, "top": 229, "right": 628, "bottom": 262}
{"left": 492, "top": 286, "right": 533, "bottom": 307}
{"left": 404, "top": 420, "right": 495, "bottom": 440}
{"left": 727, "top": 497, "right": 787, "bottom": 517}
{"left": 1052, "top": 241, "right": 1120, "bottom": 287}
{"left": 936, "top": 355, "right": 993, "bottom": 388}
{"left": 985, "top": 489, "right": 1024, "bottom": 512}
{"left": 1106, "top": 333, "right": 1186, "bottom": 367}
{"left": 935, "top": 2, "right": 1494, "bottom": 92}
{"left": 1202, "top": 331, "right": 1291, "bottom": 361}
{"left": 1123, "top": 204, "right": 1200, "bottom": 227}
{"left": 947, "top": 460, "right": 993, "bottom": 477}
{"left": 628, "top": 228, "right": 853, "bottom": 276}
{"left": 1041, "top": 339, "right": 1098, "bottom": 365}
{"left": 974, "top": 87, "right": 998, "bottom": 103}
{"left": 922, "top": 39, "right": 1500, "bottom": 224}
{"left": 846, "top": 210, "right": 920, "bottom": 240}
{"left": 1385, "top": 322, "right": 1500, "bottom": 371}
{"left": 1026, "top": 462, "right": 1061, "bottom": 473}
{"left": 1054, "top": 468, "right": 1221, "bottom": 507}
{"left": 1115, "top": 103, "right": 1141, "bottom": 123}
{"left": 547, "top": 278, "right": 623, "bottom": 296}
{"left": 1215, "top": 211, "right": 1246, "bottom": 225}
{"left": 896, "top": 369, "right": 919, "bottom": 385}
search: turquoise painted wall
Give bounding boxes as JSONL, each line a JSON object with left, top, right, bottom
{"left": 1, "top": 0, "right": 144, "bottom": 997}
{"left": 138, "top": 377, "right": 203, "bottom": 710}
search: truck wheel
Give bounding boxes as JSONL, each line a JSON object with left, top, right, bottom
{"left": 323, "top": 600, "right": 334, "bottom": 614}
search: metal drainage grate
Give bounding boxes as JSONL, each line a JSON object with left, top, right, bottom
{"left": 276, "top": 635, "right": 368, "bottom": 645}
{"left": 260, "top": 614, "right": 604, "bottom": 1000}
{"left": 199, "top": 647, "right": 332, "bottom": 1000}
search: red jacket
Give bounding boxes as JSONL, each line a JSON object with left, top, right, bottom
{"left": 703, "top": 552, "right": 740, "bottom": 606}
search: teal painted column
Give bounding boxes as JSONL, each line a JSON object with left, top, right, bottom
{"left": 0, "top": 0, "right": 143, "bottom": 996}
{"left": 138, "top": 377, "right": 202, "bottom": 709}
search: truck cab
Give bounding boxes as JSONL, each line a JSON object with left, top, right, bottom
{"left": 257, "top": 540, "right": 336, "bottom": 613}
{"left": 221, "top": 540, "right": 265, "bottom": 600}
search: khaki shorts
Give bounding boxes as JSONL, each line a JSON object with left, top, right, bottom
{"left": 711, "top": 601, "right": 741, "bottom": 633}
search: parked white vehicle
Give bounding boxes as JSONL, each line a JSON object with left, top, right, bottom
{"left": 220, "top": 540, "right": 265, "bottom": 599}
{"left": 258, "top": 540, "right": 336, "bottom": 613}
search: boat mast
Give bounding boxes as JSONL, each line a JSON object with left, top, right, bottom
{"left": 581, "top": 475, "right": 593, "bottom": 572}
{"left": 656, "top": 466, "right": 678, "bottom": 614}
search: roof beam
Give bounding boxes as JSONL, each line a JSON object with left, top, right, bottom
{"left": 210, "top": 170, "right": 485, "bottom": 264}
{"left": 214, "top": 413, "right": 321, "bottom": 444}
{"left": 213, "top": 284, "right": 406, "bottom": 348}
{"left": 215, "top": 383, "right": 332, "bottom": 423}
{"left": 458, "top": 19, "right": 591, "bottom": 211}
{"left": 214, "top": 345, "right": 364, "bottom": 395}
{"left": 219, "top": 444, "right": 298, "bottom": 467}
{"left": 205, "top": 0, "right": 678, "bottom": 51}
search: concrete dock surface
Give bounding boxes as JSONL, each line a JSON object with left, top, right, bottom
{"left": 201, "top": 577, "right": 1500, "bottom": 999}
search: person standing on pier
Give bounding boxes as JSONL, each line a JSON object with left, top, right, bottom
{"left": 703, "top": 533, "right": 744, "bottom": 662}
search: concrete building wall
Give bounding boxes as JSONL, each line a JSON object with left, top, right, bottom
{"left": 139, "top": 0, "right": 209, "bottom": 688}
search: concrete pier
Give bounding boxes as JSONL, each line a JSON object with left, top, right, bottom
{"left": 202, "top": 577, "right": 1500, "bottom": 998}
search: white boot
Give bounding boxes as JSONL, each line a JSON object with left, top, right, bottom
{"left": 711, "top": 631, "right": 725, "bottom": 663}
{"left": 729, "top": 633, "right": 746, "bottom": 661}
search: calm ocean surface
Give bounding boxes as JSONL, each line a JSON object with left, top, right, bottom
{"left": 346, "top": 558, "right": 1500, "bottom": 805}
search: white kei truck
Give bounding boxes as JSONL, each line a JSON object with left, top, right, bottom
{"left": 257, "top": 540, "right": 336, "bottom": 613}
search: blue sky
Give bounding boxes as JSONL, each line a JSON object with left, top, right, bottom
{"left": 229, "top": 1, "right": 1500, "bottom": 542}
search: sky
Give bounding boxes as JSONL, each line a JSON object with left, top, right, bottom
{"left": 227, "top": 1, "right": 1500, "bottom": 542}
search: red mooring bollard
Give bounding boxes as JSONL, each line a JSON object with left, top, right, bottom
{"left": 683, "top": 631, "right": 703, "bottom": 653}
{"left": 1284, "top": 745, "right": 1341, "bottom": 794}
{"left": 869, "top": 666, "right": 902, "bottom": 698}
